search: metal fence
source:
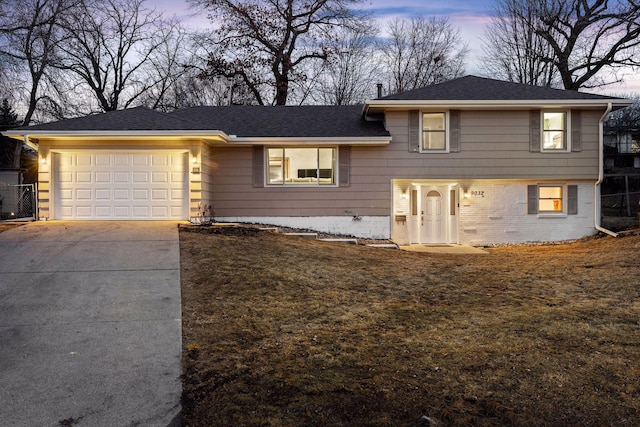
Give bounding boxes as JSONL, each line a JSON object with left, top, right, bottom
{"left": 0, "top": 182, "right": 36, "bottom": 221}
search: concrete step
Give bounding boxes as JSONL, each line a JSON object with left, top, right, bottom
{"left": 319, "top": 238, "right": 358, "bottom": 245}
{"left": 283, "top": 232, "right": 318, "bottom": 239}
{"left": 366, "top": 243, "right": 399, "bottom": 250}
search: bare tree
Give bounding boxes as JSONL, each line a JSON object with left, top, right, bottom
{"left": 485, "top": 0, "right": 640, "bottom": 90}
{"left": 303, "top": 23, "right": 380, "bottom": 105}
{"left": 0, "top": 0, "right": 74, "bottom": 125}
{"left": 189, "top": 0, "right": 365, "bottom": 105}
{"left": 56, "top": 0, "right": 173, "bottom": 112}
{"left": 480, "top": 0, "right": 559, "bottom": 87}
{"left": 381, "top": 16, "right": 468, "bottom": 94}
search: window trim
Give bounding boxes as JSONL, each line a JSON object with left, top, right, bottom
{"left": 528, "top": 183, "right": 579, "bottom": 217}
{"left": 537, "top": 184, "right": 565, "bottom": 215}
{"left": 420, "top": 111, "right": 449, "bottom": 153}
{"left": 541, "top": 110, "right": 571, "bottom": 152}
{"left": 265, "top": 146, "right": 338, "bottom": 187}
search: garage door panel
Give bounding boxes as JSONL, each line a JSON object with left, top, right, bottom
{"left": 54, "top": 152, "right": 188, "bottom": 220}
{"left": 96, "top": 155, "right": 112, "bottom": 165}
{"left": 152, "top": 155, "right": 168, "bottom": 166}
{"left": 151, "top": 206, "right": 168, "bottom": 217}
{"left": 152, "top": 172, "right": 168, "bottom": 183}
{"left": 95, "top": 189, "right": 111, "bottom": 200}
{"left": 133, "top": 172, "right": 149, "bottom": 183}
{"left": 76, "top": 172, "right": 92, "bottom": 183}
{"left": 95, "top": 172, "right": 111, "bottom": 183}
{"left": 113, "top": 206, "right": 131, "bottom": 217}
{"left": 133, "top": 155, "right": 149, "bottom": 166}
{"left": 76, "top": 189, "right": 93, "bottom": 200}
{"left": 133, "top": 189, "right": 149, "bottom": 200}
{"left": 75, "top": 206, "right": 93, "bottom": 218}
{"left": 114, "top": 172, "right": 130, "bottom": 183}
{"left": 95, "top": 206, "right": 112, "bottom": 217}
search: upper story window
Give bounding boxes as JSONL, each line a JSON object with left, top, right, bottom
{"left": 422, "top": 112, "right": 447, "bottom": 152}
{"left": 542, "top": 111, "right": 567, "bottom": 151}
{"left": 267, "top": 147, "right": 336, "bottom": 186}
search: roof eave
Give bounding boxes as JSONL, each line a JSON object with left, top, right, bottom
{"left": 364, "top": 98, "right": 633, "bottom": 110}
{"left": 228, "top": 136, "right": 392, "bottom": 146}
{"left": 3, "top": 129, "right": 231, "bottom": 142}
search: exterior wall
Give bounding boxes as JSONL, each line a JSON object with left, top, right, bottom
{"left": 390, "top": 179, "right": 597, "bottom": 245}
{"left": 457, "top": 180, "right": 596, "bottom": 245}
{"left": 208, "top": 146, "right": 391, "bottom": 218}
{"left": 216, "top": 215, "right": 391, "bottom": 239}
{"left": 383, "top": 109, "right": 602, "bottom": 179}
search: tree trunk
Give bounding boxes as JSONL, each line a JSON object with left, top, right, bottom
{"left": 12, "top": 139, "right": 22, "bottom": 169}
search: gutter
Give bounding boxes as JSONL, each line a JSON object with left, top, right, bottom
{"left": 595, "top": 102, "right": 618, "bottom": 237}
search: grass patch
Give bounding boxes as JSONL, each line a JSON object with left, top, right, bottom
{"left": 180, "top": 230, "right": 640, "bottom": 426}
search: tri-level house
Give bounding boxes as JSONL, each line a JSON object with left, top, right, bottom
{"left": 3, "top": 76, "right": 631, "bottom": 245}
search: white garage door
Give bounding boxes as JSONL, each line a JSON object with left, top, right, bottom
{"left": 53, "top": 152, "right": 189, "bottom": 220}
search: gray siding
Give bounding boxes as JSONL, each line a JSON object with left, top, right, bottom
{"left": 383, "top": 109, "right": 602, "bottom": 179}
{"left": 208, "top": 108, "right": 604, "bottom": 218}
{"left": 209, "top": 146, "right": 391, "bottom": 217}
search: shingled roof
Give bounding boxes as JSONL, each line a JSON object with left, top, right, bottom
{"left": 13, "top": 105, "right": 389, "bottom": 138}
{"left": 167, "top": 105, "right": 387, "bottom": 138}
{"left": 18, "top": 106, "right": 196, "bottom": 131}
{"left": 379, "top": 75, "right": 620, "bottom": 101}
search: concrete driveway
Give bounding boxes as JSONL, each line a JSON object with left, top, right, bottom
{"left": 0, "top": 221, "right": 182, "bottom": 426}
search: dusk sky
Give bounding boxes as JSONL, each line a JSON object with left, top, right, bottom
{"left": 150, "top": 0, "right": 640, "bottom": 95}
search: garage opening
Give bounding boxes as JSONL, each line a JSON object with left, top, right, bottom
{"left": 53, "top": 151, "right": 189, "bottom": 220}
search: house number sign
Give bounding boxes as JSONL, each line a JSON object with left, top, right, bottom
{"left": 470, "top": 190, "right": 485, "bottom": 197}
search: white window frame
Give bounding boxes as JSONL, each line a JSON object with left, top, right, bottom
{"left": 265, "top": 147, "right": 338, "bottom": 187}
{"left": 541, "top": 110, "right": 571, "bottom": 152}
{"left": 420, "top": 111, "right": 449, "bottom": 153}
{"left": 537, "top": 184, "right": 567, "bottom": 217}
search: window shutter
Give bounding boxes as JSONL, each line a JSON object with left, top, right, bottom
{"left": 449, "top": 110, "right": 460, "bottom": 152}
{"left": 527, "top": 185, "right": 538, "bottom": 214}
{"left": 408, "top": 110, "right": 420, "bottom": 152}
{"left": 568, "top": 185, "right": 578, "bottom": 214}
{"left": 530, "top": 110, "right": 541, "bottom": 152}
{"left": 252, "top": 145, "right": 264, "bottom": 187}
{"left": 571, "top": 110, "right": 581, "bottom": 152}
{"left": 339, "top": 145, "right": 350, "bottom": 187}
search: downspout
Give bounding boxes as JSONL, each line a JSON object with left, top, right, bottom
{"left": 595, "top": 103, "right": 618, "bottom": 237}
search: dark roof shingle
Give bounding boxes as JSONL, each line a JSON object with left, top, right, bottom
{"left": 16, "top": 105, "right": 390, "bottom": 138}
{"left": 380, "top": 75, "right": 619, "bottom": 101}
{"left": 18, "top": 106, "right": 196, "bottom": 131}
{"left": 167, "top": 105, "right": 387, "bottom": 138}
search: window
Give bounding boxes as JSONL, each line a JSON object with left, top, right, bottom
{"left": 422, "top": 112, "right": 446, "bottom": 151}
{"left": 266, "top": 147, "right": 336, "bottom": 185}
{"left": 538, "top": 186, "right": 563, "bottom": 212}
{"left": 527, "top": 184, "right": 578, "bottom": 215}
{"left": 543, "top": 112, "right": 567, "bottom": 150}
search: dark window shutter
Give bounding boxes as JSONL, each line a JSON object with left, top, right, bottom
{"left": 449, "top": 110, "right": 460, "bottom": 152}
{"left": 339, "top": 145, "right": 350, "bottom": 187}
{"left": 408, "top": 110, "right": 420, "bottom": 152}
{"left": 527, "top": 185, "right": 538, "bottom": 214}
{"left": 571, "top": 110, "right": 581, "bottom": 152}
{"left": 530, "top": 110, "right": 541, "bottom": 152}
{"left": 568, "top": 185, "right": 578, "bottom": 214}
{"left": 252, "top": 145, "right": 264, "bottom": 187}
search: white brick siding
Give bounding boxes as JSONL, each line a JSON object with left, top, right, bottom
{"left": 457, "top": 181, "right": 595, "bottom": 245}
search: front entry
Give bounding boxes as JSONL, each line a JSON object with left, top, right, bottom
{"left": 422, "top": 189, "right": 444, "bottom": 243}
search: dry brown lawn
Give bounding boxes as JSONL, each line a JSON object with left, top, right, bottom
{"left": 180, "top": 228, "right": 640, "bottom": 426}
{"left": 0, "top": 223, "right": 25, "bottom": 233}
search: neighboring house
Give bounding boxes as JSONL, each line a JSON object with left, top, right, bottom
{"left": 603, "top": 123, "right": 640, "bottom": 170}
{"left": 3, "top": 76, "right": 631, "bottom": 244}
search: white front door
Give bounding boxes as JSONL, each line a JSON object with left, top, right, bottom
{"left": 422, "top": 189, "right": 444, "bottom": 243}
{"left": 53, "top": 151, "right": 189, "bottom": 220}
